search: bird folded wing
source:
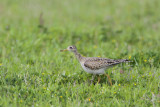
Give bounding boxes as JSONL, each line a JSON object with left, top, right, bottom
{"left": 84, "top": 58, "right": 127, "bottom": 70}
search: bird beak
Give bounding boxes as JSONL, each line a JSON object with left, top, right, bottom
{"left": 60, "top": 49, "right": 68, "bottom": 52}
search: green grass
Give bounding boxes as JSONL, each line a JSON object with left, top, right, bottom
{"left": 0, "top": 0, "right": 160, "bottom": 106}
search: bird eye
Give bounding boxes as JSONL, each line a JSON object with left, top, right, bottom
{"left": 69, "top": 46, "right": 73, "bottom": 49}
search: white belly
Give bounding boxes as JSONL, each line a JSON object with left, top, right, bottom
{"left": 81, "top": 63, "right": 105, "bottom": 74}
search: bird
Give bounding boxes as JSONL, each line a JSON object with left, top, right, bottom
{"left": 60, "top": 45, "right": 131, "bottom": 85}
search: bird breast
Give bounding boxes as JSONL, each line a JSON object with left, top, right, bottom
{"left": 80, "top": 63, "right": 105, "bottom": 74}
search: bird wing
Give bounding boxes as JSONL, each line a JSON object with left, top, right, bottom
{"left": 84, "top": 57, "right": 129, "bottom": 70}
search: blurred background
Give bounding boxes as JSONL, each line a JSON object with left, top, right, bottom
{"left": 0, "top": 0, "right": 160, "bottom": 106}
{"left": 0, "top": 0, "right": 160, "bottom": 64}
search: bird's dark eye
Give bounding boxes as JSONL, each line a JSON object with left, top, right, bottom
{"left": 69, "top": 47, "right": 73, "bottom": 49}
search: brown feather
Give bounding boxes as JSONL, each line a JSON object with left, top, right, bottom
{"left": 84, "top": 57, "right": 129, "bottom": 70}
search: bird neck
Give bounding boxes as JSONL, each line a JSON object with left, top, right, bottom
{"left": 73, "top": 51, "right": 83, "bottom": 62}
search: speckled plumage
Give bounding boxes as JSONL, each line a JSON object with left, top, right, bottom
{"left": 83, "top": 57, "right": 129, "bottom": 70}
{"left": 61, "top": 45, "right": 130, "bottom": 75}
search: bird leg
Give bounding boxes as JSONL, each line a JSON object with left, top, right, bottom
{"left": 91, "top": 74, "right": 96, "bottom": 85}
{"left": 98, "top": 75, "right": 101, "bottom": 83}
{"left": 105, "top": 74, "right": 112, "bottom": 86}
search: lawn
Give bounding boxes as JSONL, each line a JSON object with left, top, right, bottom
{"left": 0, "top": 0, "right": 160, "bottom": 106}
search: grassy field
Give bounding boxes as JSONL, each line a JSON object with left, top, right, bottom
{"left": 0, "top": 0, "right": 160, "bottom": 106}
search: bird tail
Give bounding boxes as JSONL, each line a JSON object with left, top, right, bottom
{"left": 110, "top": 59, "right": 132, "bottom": 66}
{"left": 121, "top": 59, "right": 132, "bottom": 63}
{"left": 113, "top": 59, "right": 132, "bottom": 65}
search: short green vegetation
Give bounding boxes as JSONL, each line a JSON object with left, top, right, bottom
{"left": 0, "top": 0, "right": 160, "bottom": 106}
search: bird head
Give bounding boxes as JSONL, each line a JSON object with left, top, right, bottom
{"left": 60, "top": 45, "right": 77, "bottom": 52}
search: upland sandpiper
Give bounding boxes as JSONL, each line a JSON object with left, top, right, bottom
{"left": 60, "top": 45, "right": 130, "bottom": 85}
